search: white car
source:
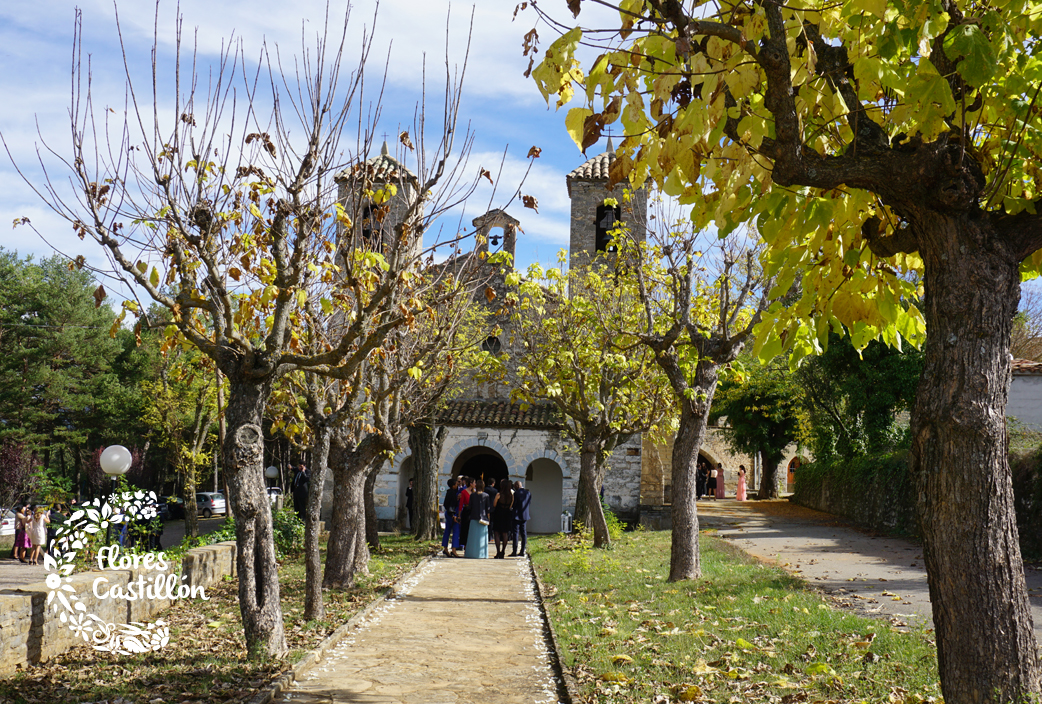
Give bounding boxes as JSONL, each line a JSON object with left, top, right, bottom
{"left": 196, "top": 492, "right": 227, "bottom": 518}
{"left": 266, "top": 487, "right": 284, "bottom": 505}
{"left": 1, "top": 510, "right": 14, "bottom": 536}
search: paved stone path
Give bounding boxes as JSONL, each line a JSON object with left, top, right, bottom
{"left": 696, "top": 499, "right": 1042, "bottom": 644}
{"left": 277, "top": 556, "right": 560, "bottom": 704}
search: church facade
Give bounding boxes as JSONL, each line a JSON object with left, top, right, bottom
{"left": 347, "top": 144, "right": 796, "bottom": 533}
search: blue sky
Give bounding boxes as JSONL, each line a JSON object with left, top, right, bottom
{"left": 0, "top": 0, "right": 619, "bottom": 293}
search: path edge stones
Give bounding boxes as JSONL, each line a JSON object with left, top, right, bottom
{"left": 249, "top": 555, "right": 434, "bottom": 704}
{"left": 527, "top": 556, "right": 579, "bottom": 704}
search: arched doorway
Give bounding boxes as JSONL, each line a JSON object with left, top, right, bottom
{"left": 397, "top": 456, "right": 415, "bottom": 530}
{"left": 787, "top": 457, "right": 802, "bottom": 492}
{"left": 526, "top": 458, "right": 563, "bottom": 533}
{"left": 451, "top": 447, "right": 509, "bottom": 491}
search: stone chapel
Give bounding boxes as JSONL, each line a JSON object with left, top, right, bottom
{"left": 334, "top": 142, "right": 798, "bottom": 533}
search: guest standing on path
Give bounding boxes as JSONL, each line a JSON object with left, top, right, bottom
{"left": 465, "top": 479, "right": 490, "bottom": 559}
{"left": 457, "top": 478, "right": 473, "bottom": 553}
{"left": 706, "top": 466, "right": 718, "bottom": 501}
{"left": 512, "top": 480, "right": 531, "bottom": 557}
{"left": 27, "top": 508, "right": 49, "bottom": 565}
{"left": 442, "top": 477, "right": 461, "bottom": 558}
{"left": 405, "top": 479, "right": 414, "bottom": 532}
{"left": 715, "top": 463, "right": 726, "bottom": 499}
{"left": 483, "top": 477, "right": 498, "bottom": 543}
{"left": 736, "top": 465, "right": 747, "bottom": 501}
{"left": 12, "top": 505, "right": 30, "bottom": 562}
{"left": 696, "top": 463, "right": 708, "bottom": 500}
{"left": 292, "top": 464, "right": 310, "bottom": 520}
{"left": 491, "top": 479, "right": 514, "bottom": 559}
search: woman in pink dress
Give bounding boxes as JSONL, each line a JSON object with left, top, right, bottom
{"left": 736, "top": 465, "right": 747, "bottom": 501}
{"left": 715, "top": 463, "right": 726, "bottom": 499}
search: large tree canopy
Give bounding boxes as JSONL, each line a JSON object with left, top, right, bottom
{"left": 528, "top": 1, "right": 1042, "bottom": 701}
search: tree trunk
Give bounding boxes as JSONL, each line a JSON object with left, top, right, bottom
{"left": 303, "top": 423, "right": 331, "bottom": 621}
{"left": 756, "top": 449, "right": 780, "bottom": 500}
{"left": 668, "top": 362, "right": 718, "bottom": 582}
{"left": 323, "top": 433, "right": 383, "bottom": 590}
{"left": 910, "top": 216, "right": 1040, "bottom": 703}
{"left": 409, "top": 423, "right": 446, "bottom": 541}
{"left": 183, "top": 463, "right": 199, "bottom": 539}
{"left": 574, "top": 438, "right": 610, "bottom": 547}
{"left": 364, "top": 459, "right": 381, "bottom": 551}
{"left": 223, "top": 379, "right": 287, "bottom": 659}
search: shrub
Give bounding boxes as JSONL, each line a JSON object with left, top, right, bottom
{"left": 271, "top": 506, "right": 305, "bottom": 558}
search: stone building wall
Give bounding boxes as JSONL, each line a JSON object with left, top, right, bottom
{"left": 568, "top": 181, "right": 648, "bottom": 265}
{"left": 367, "top": 425, "right": 645, "bottom": 531}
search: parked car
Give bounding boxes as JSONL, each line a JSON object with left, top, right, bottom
{"left": 266, "top": 487, "right": 283, "bottom": 505}
{"left": 196, "top": 492, "right": 226, "bottom": 518}
{"left": 159, "top": 496, "right": 185, "bottom": 521}
{"left": 1, "top": 510, "right": 15, "bottom": 536}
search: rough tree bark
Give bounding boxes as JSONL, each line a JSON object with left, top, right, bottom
{"left": 574, "top": 434, "right": 610, "bottom": 547}
{"left": 908, "top": 214, "right": 1039, "bottom": 703}
{"left": 223, "top": 380, "right": 286, "bottom": 658}
{"left": 756, "top": 449, "right": 781, "bottom": 500}
{"left": 303, "top": 423, "right": 331, "bottom": 621}
{"left": 408, "top": 423, "right": 446, "bottom": 541}
{"left": 666, "top": 361, "right": 718, "bottom": 582}
{"left": 323, "top": 433, "right": 388, "bottom": 589}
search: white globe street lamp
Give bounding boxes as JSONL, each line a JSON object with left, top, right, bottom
{"left": 100, "top": 444, "right": 132, "bottom": 544}
{"left": 265, "top": 466, "right": 279, "bottom": 481}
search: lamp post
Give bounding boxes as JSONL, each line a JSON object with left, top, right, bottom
{"left": 100, "top": 445, "right": 132, "bottom": 544}
{"left": 265, "top": 466, "right": 279, "bottom": 510}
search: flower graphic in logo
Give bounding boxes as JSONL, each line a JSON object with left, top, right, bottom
{"left": 45, "top": 490, "right": 171, "bottom": 654}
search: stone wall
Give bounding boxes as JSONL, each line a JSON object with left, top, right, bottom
{"left": 790, "top": 457, "right": 918, "bottom": 537}
{"left": 0, "top": 540, "right": 236, "bottom": 675}
{"left": 366, "top": 426, "right": 646, "bottom": 531}
{"left": 568, "top": 180, "right": 647, "bottom": 264}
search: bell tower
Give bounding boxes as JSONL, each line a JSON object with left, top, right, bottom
{"left": 334, "top": 141, "right": 422, "bottom": 261}
{"left": 565, "top": 138, "right": 647, "bottom": 266}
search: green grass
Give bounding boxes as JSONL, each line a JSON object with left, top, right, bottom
{"left": 531, "top": 530, "right": 941, "bottom": 704}
{"left": 0, "top": 535, "right": 433, "bottom": 704}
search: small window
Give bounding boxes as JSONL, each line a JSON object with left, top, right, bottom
{"left": 482, "top": 335, "right": 502, "bottom": 354}
{"left": 595, "top": 204, "right": 621, "bottom": 252}
{"left": 360, "top": 203, "right": 378, "bottom": 246}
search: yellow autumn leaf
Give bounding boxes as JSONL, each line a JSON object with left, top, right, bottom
{"left": 611, "top": 654, "right": 634, "bottom": 665}
{"left": 676, "top": 685, "right": 703, "bottom": 701}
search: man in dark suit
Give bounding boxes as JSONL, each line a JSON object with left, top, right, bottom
{"left": 511, "top": 480, "right": 532, "bottom": 557}
{"left": 292, "top": 464, "right": 310, "bottom": 520}
{"left": 405, "top": 479, "right": 414, "bottom": 532}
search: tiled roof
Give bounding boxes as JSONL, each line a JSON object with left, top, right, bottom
{"left": 335, "top": 142, "right": 418, "bottom": 185}
{"left": 566, "top": 149, "right": 616, "bottom": 182}
{"left": 1012, "top": 358, "right": 1042, "bottom": 375}
{"left": 437, "top": 400, "right": 563, "bottom": 429}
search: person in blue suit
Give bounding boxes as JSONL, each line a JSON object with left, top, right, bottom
{"left": 511, "top": 480, "right": 532, "bottom": 557}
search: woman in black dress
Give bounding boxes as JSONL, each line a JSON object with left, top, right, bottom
{"left": 492, "top": 478, "right": 514, "bottom": 559}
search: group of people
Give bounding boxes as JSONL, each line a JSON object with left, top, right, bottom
{"left": 695, "top": 463, "right": 749, "bottom": 501}
{"left": 10, "top": 504, "right": 57, "bottom": 565}
{"left": 441, "top": 476, "right": 532, "bottom": 559}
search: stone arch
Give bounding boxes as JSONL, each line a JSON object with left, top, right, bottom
{"left": 441, "top": 437, "right": 522, "bottom": 480}
{"left": 525, "top": 457, "right": 564, "bottom": 534}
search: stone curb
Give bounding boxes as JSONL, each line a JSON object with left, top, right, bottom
{"left": 248, "top": 554, "right": 434, "bottom": 704}
{"left": 526, "top": 556, "right": 579, "bottom": 704}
